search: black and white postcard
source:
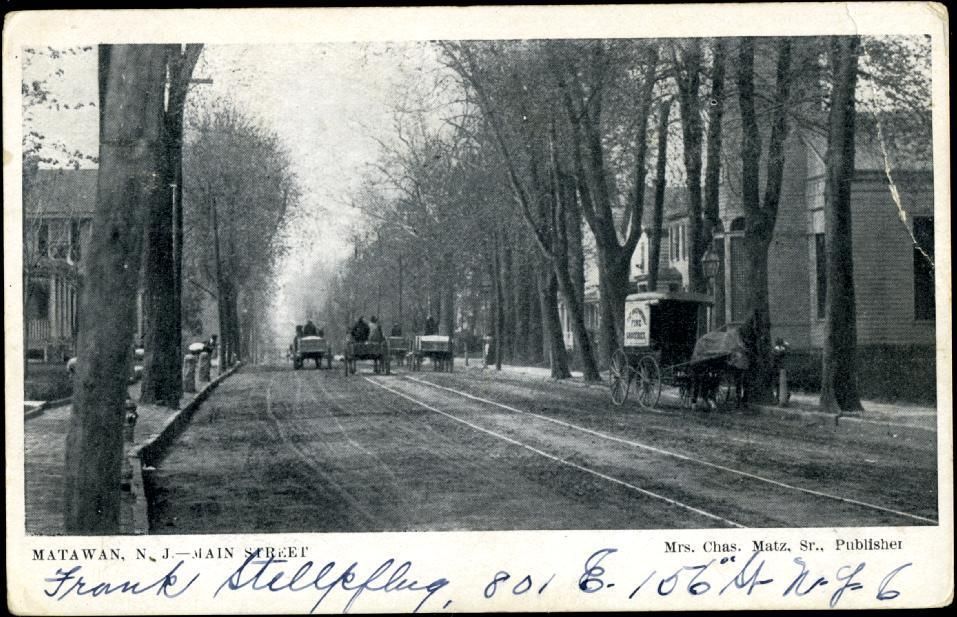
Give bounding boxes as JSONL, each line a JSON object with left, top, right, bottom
{"left": 4, "top": 3, "right": 951, "bottom": 613}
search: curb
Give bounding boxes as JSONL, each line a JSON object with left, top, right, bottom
{"left": 24, "top": 397, "right": 72, "bottom": 420}
{"left": 123, "top": 363, "right": 242, "bottom": 535}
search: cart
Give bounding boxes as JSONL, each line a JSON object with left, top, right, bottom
{"left": 387, "top": 336, "right": 409, "bottom": 368}
{"left": 343, "top": 339, "right": 390, "bottom": 375}
{"left": 609, "top": 291, "right": 721, "bottom": 409}
{"left": 292, "top": 334, "right": 332, "bottom": 369}
{"left": 411, "top": 335, "right": 453, "bottom": 372}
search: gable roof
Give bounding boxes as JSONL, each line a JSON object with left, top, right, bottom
{"left": 24, "top": 169, "right": 98, "bottom": 218}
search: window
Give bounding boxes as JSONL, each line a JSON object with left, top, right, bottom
{"left": 36, "top": 223, "right": 49, "bottom": 258}
{"left": 730, "top": 236, "right": 748, "bottom": 322}
{"left": 49, "top": 220, "right": 70, "bottom": 260}
{"left": 70, "top": 220, "right": 81, "bottom": 262}
{"left": 680, "top": 224, "right": 686, "bottom": 261}
{"left": 815, "top": 233, "right": 827, "bottom": 319}
{"left": 669, "top": 226, "right": 677, "bottom": 262}
{"left": 913, "top": 217, "right": 935, "bottom": 320}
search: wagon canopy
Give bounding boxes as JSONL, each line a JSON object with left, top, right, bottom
{"left": 689, "top": 327, "right": 749, "bottom": 370}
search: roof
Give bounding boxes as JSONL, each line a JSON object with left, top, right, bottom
{"left": 640, "top": 187, "right": 688, "bottom": 228}
{"left": 24, "top": 169, "right": 98, "bottom": 218}
{"left": 626, "top": 290, "right": 714, "bottom": 305}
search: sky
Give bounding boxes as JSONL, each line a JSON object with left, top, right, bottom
{"left": 23, "top": 43, "right": 450, "bottom": 338}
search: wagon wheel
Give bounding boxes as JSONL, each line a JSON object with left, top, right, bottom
{"left": 609, "top": 348, "right": 632, "bottom": 407}
{"left": 635, "top": 355, "right": 662, "bottom": 410}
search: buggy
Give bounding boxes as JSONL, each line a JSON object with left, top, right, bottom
{"left": 609, "top": 291, "right": 748, "bottom": 410}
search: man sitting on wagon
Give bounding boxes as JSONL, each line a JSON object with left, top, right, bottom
{"left": 351, "top": 316, "right": 370, "bottom": 342}
{"left": 368, "top": 316, "right": 385, "bottom": 343}
{"left": 302, "top": 319, "right": 318, "bottom": 337}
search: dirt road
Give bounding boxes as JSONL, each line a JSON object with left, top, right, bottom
{"left": 148, "top": 364, "right": 937, "bottom": 533}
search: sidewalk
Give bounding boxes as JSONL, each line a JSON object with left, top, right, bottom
{"left": 462, "top": 362, "right": 938, "bottom": 431}
{"left": 24, "top": 368, "right": 231, "bottom": 535}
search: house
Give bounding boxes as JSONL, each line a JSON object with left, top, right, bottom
{"left": 23, "top": 168, "right": 146, "bottom": 362}
{"left": 559, "top": 116, "right": 935, "bottom": 400}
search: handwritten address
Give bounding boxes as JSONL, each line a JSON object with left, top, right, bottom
{"left": 40, "top": 548, "right": 914, "bottom": 612}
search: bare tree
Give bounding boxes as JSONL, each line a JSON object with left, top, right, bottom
{"left": 735, "top": 37, "right": 793, "bottom": 404}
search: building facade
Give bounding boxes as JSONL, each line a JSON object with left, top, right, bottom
{"left": 560, "top": 121, "right": 935, "bottom": 399}
{"left": 23, "top": 168, "right": 147, "bottom": 363}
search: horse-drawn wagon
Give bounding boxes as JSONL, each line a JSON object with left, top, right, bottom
{"left": 343, "top": 339, "right": 390, "bottom": 375}
{"left": 410, "top": 335, "right": 453, "bottom": 372}
{"left": 387, "top": 336, "right": 409, "bottom": 368}
{"left": 292, "top": 330, "right": 332, "bottom": 369}
{"left": 609, "top": 291, "right": 748, "bottom": 410}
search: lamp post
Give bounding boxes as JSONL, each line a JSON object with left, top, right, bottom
{"left": 701, "top": 245, "right": 721, "bottom": 331}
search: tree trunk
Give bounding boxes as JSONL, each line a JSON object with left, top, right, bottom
{"left": 139, "top": 105, "right": 179, "bottom": 407}
{"left": 64, "top": 44, "right": 167, "bottom": 534}
{"left": 141, "top": 45, "right": 201, "bottom": 407}
{"left": 527, "top": 261, "right": 544, "bottom": 364}
{"left": 513, "top": 251, "right": 528, "bottom": 363}
{"left": 648, "top": 99, "right": 672, "bottom": 291}
{"left": 702, "top": 38, "right": 726, "bottom": 249}
{"left": 675, "top": 40, "right": 706, "bottom": 293}
{"left": 820, "top": 36, "right": 864, "bottom": 413}
{"left": 491, "top": 232, "right": 504, "bottom": 370}
{"left": 553, "top": 164, "right": 600, "bottom": 381}
{"left": 736, "top": 38, "right": 793, "bottom": 404}
{"left": 538, "top": 265, "right": 571, "bottom": 379}
{"left": 500, "top": 242, "right": 514, "bottom": 361}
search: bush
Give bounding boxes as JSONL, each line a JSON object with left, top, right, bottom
{"left": 24, "top": 364, "right": 72, "bottom": 401}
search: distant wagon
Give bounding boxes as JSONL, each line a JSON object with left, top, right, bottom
{"left": 410, "top": 335, "right": 453, "bottom": 372}
{"left": 387, "top": 336, "right": 409, "bottom": 368}
{"left": 343, "top": 339, "right": 390, "bottom": 376}
{"left": 292, "top": 326, "right": 332, "bottom": 370}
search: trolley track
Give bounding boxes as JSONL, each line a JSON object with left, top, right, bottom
{"left": 148, "top": 365, "right": 938, "bottom": 533}
{"left": 397, "top": 373, "right": 938, "bottom": 527}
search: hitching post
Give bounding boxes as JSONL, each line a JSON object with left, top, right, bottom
{"left": 183, "top": 353, "right": 197, "bottom": 393}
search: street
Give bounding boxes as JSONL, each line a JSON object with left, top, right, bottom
{"left": 147, "top": 364, "right": 938, "bottom": 533}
